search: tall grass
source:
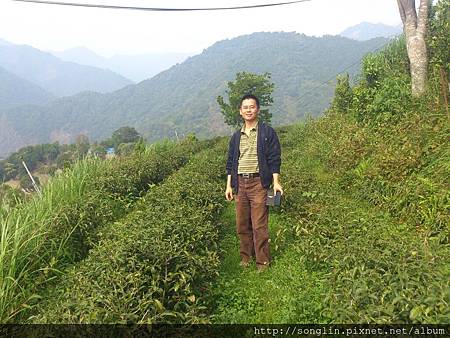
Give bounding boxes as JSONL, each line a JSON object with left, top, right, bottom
{"left": 0, "top": 159, "right": 106, "bottom": 322}
{"left": 0, "top": 137, "right": 208, "bottom": 322}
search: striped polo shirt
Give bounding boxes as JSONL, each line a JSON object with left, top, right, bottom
{"left": 238, "top": 123, "right": 259, "bottom": 174}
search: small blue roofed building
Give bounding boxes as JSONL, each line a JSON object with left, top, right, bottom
{"left": 106, "top": 147, "right": 115, "bottom": 159}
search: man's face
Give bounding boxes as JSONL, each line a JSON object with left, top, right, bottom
{"left": 240, "top": 98, "right": 260, "bottom": 123}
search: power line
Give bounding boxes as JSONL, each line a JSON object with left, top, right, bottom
{"left": 11, "top": 0, "right": 311, "bottom": 11}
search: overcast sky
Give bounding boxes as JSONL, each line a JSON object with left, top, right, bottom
{"left": 0, "top": 0, "right": 402, "bottom": 56}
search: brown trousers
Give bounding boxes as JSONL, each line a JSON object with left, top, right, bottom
{"left": 235, "top": 176, "right": 270, "bottom": 267}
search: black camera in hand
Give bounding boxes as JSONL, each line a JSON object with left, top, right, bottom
{"left": 266, "top": 190, "right": 282, "bottom": 206}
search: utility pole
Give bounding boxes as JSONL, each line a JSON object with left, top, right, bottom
{"left": 22, "top": 160, "right": 42, "bottom": 197}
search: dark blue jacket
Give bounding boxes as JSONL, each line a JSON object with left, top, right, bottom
{"left": 226, "top": 121, "right": 281, "bottom": 193}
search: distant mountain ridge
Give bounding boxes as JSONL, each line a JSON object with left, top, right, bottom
{"left": 0, "top": 32, "right": 390, "bottom": 157}
{"left": 0, "top": 44, "right": 133, "bottom": 97}
{"left": 0, "top": 66, "right": 54, "bottom": 108}
{"left": 52, "top": 47, "right": 193, "bottom": 82}
{"left": 340, "top": 22, "right": 402, "bottom": 41}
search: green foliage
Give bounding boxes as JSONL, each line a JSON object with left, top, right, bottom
{"left": 330, "top": 74, "right": 352, "bottom": 114}
{"left": 267, "top": 17, "right": 449, "bottom": 322}
{"left": 428, "top": 0, "right": 450, "bottom": 110}
{"left": 279, "top": 108, "right": 448, "bottom": 323}
{"left": 0, "top": 142, "right": 62, "bottom": 181}
{"left": 1, "top": 32, "right": 390, "bottom": 157}
{"left": 133, "top": 138, "right": 146, "bottom": 155}
{"left": 110, "top": 126, "right": 142, "bottom": 149}
{"left": 217, "top": 72, "right": 274, "bottom": 127}
{"left": 0, "top": 184, "right": 24, "bottom": 214}
{"left": 0, "top": 137, "right": 207, "bottom": 322}
{"left": 34, "top": 140, "right": 228, "bottom": 323}
{"left": 329, "top": 38, "right": 413, "bottom": 125}
{"left": 75, "top": 134, "right": 90, "bottom": 157}
{"left": 2, "top": 18, "right": 448, "bottom": 325}
{"left": 211, "top": 205, "right": 329, "bottom": 324}
{"left": 428, "top": 0, "right": 450, "bottom": 70}
{"left": 116, "top": 142, "right": 135, "bottom": 156}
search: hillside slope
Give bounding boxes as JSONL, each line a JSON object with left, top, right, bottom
{"left": 0, "top": 32, "right": 389, "bottom": 157}
{"left": 0, "top": 66, "right": 54, "bottom": 108}
{"left": 52, "top": 47, "right": 192, "bottom": 82}
{"left": 1, "top": 16, "right": 448, "bottom": 325}
{"left": 0, "top": 44, "right": 133, "bottom": 97}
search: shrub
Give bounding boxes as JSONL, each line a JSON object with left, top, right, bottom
{"left": 0, "top": 138, "right": 209, "bottom": 322}
{"left": 34, "top": 140, "right": 228, "bottom": 323}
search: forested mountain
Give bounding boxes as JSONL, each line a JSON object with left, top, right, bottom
{"left": 52, "top": 47, "right": 192, "bottom": 82}
{"left": 0, "top": 32, "right": 389, "bottom": 157}
{"left": 0, "top": 66, "right": 54, "bottom": 108}
{"left": 340, "top": 22, "right": 402, "bottom": 41}
{"left": 0, "top": 44, "right": 133, "bottom": 97}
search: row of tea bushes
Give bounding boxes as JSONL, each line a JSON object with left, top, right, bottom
{"left": 34, "top": 139, "right": 228, "bottom": 323}
{"left": 1, "top": 137, "right": 208, "bottom": 322}
{"left": 279, "top": 114, "right": 449, "bottom": 323}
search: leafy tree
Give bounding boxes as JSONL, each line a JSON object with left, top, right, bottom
{"left": 56, "top": 152, "right": 75, "bottom": 169}
{"left": 428, "top": 0, "right": 449, "bottom": 112}
{"left": 75, "top": 134, "right": 90, "bottom": 158}
{"left": 110, "top": 126, "right": 142, "bottom": 149}
{"left": 43, "top": 143, "right": 60, "bottom": 162}
{"left": 330, "top": 74, "right": 353, "bottom": 114}
{"left": 217, "top": 72, "right": 274, "bottom": 128}
{"left": 3, "top": 162, "right": 17, "bottom": 180}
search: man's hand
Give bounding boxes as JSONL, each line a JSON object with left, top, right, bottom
{"left": 273, "top": 181, "right": 283, "bottom": 195}
{"left": 225, "top": 186, "right": 234, "bottom": 201}
{"left": 272, "top": 173, "right": 283, "bottom": 195}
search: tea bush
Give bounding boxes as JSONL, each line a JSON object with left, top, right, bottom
{"left": 277, "top": 29, "right": 449, "bottom": 323}
{"left": 0, "top": 137, "right": 207, "bottom": 322}
{"left": 279, "top": 110, "right": 448, "bottom": 323}
{"left": 33, "top": 140, "right": 228, "bottom": 323}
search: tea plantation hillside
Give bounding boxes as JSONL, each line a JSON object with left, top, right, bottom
{"left": 0, "top": 136, "right": 214, "bottom": 322}
{"left": 211, "top": 35, "right": 449, "bottom": 323}
{"left": 0, "top": 4, "right": 448, "bottom": 326}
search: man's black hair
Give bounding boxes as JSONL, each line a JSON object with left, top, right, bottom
{"left": 239, "top": 94, "right": 260, "bottom": 109}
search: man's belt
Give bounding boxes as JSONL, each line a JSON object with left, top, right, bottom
{"left": 239, "top": 173, "right": 260, "bottom": 178}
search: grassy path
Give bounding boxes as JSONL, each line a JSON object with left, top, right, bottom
{"left": 210, "top": 204, "right": 330, "bottom": 323}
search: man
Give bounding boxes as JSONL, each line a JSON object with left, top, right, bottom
{"left": 225, "top": 94, "right": 283, "bottom": 272}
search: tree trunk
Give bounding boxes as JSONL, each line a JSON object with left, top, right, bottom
{"left": 397, "top": 0, "right": 429, "bottom": 97}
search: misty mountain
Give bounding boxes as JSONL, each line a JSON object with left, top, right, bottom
{"left": 51, "top": 47, "right": 105, "bottom": 68}
{"left": 0, "top": 44, "right": 133, "bottom": 97}
{"left": 0, "top": 66, "right": 54, "bottom": 108}
{"left": 340, "top": 22, "right": 402, "bottom": 41}
{"left": 0, "top": 32, "right": 389, "bottom": 157}
{"left": 52, "top": 47, "right": 192, "bottom": 82}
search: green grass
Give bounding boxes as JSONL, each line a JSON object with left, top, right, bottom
{"left": 0, "top": 159, "right": 106, "bottom": 322}
{"left": 210, "top": 204, "right": 329, "bottom": 323}
{"left": 0, "top": 138, "right": 207, "bottom": 323}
